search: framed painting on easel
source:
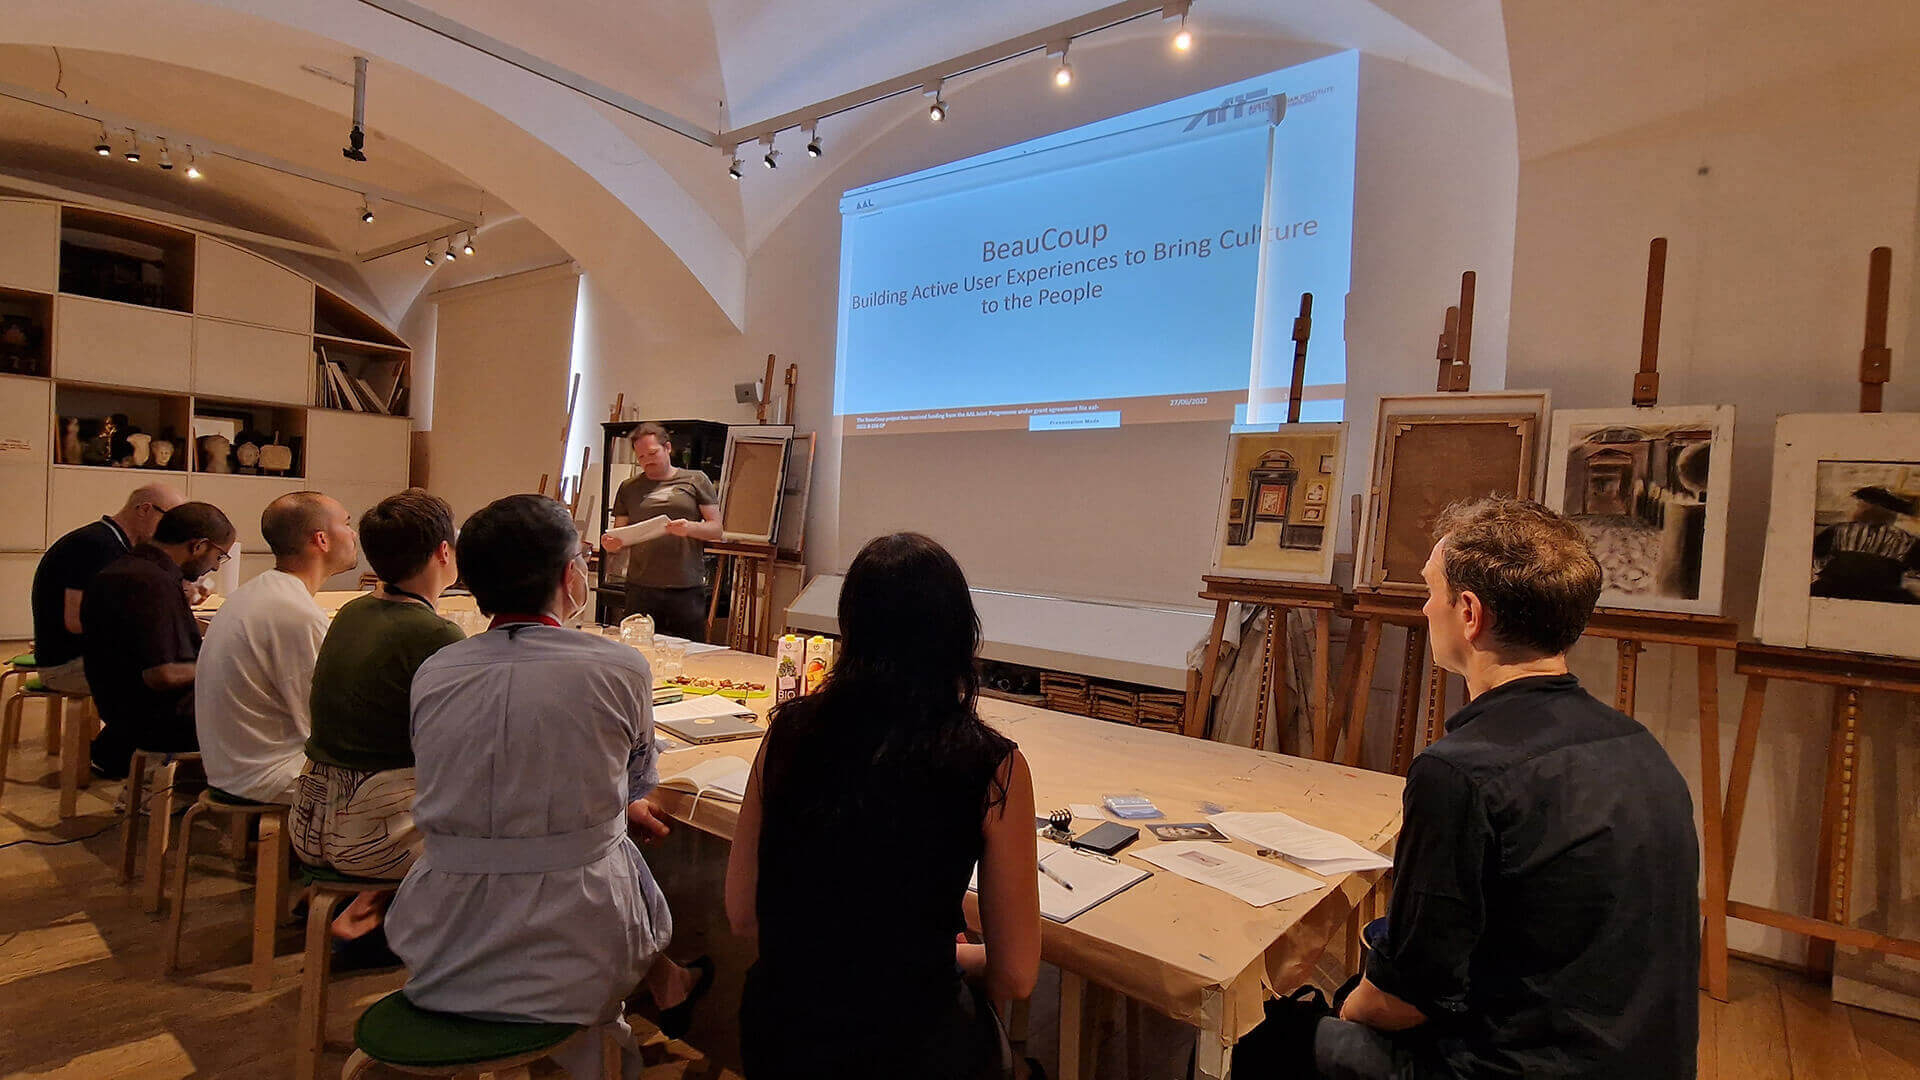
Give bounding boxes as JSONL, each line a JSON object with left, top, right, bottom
{"left": 1756, "top": 412, "right": 1920, "bottom": 659}
{"left": 719, "top": 424, "right": 793, "bottom": 543}
{"left": 1356, "top": 391, "right": 1551, "bottom": 593}
{"left": 1544, "top": 405, "right": 1736, "bottom": 615}
{"left": 1208, "top": 423, "right": 1348, "bottom": 583}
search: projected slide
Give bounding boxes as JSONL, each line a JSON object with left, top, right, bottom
{"left": 835, "top": 51, "right": 1357, "bottom": 436}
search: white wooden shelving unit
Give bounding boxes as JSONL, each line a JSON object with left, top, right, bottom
{"left": 0, "top": 197, "right": 414, "bottom": 637}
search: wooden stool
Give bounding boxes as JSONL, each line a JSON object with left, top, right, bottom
{"left": 162, "top": 789, "right": 293, "bottom": 992}
{"left": 0, "top": 653, "right": 37, "bottom": 749}
{"left": 118, "top": 750, "right": 203, "bottom": 909}
{"left": 341, "top": 990, "right": 618, "bottom": 1079}
{"left": 0, "top": 682, "right": 97, "bottom": 816}
{"left": 295, "top": 868, "right": 399, "bottom": 1080}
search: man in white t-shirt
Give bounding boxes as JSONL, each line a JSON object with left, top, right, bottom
{"left": 195, "top": 492, "right": 359, "bottom": 803}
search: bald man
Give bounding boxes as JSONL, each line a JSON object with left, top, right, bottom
{"left": 31, "top": 482, "right": 186, "bottom": 694}
{"left": 196, "top": 492, "right": 359, "bottom": 804}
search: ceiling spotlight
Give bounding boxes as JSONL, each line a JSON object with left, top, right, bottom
{"left": 1050, "top": 41, "right": 1074, "bottom": 88}
{"left": 183, "top": 146, "right": 203, "bottom": 179}
{"left": 123, "top": 130, "right": 141, "bottom": 163}
{"left": 94, "top": 122, "right": 111, "bottom": 156}
{"left": 423, "top": 249, "right": 437, "bottom": 267}
{"left": 926, "top": 79, "right": 947, "bottom": 123}
{"left": 343, "top": 56, "right": 370, "bottom": 162}
{"left": 158, "top": 140, "right": 174, "bottom": 171}
{"left": 760, "top": 133, "right": 779, "bottom": 170}
{"left": 805, "top": 122, "right": 822, "bottom": 158}
{"left": 461, "top": 233, "right": 475, "bottom": 256}
{"left": 1167, "top": 1, "right": 1194, "bottom": 51}
{"left": 728, "top": 157, "right": 743, "bottom": 180}
{"left": 360, "top": 198, "right": 375, "bottom": 224}
{"left": 442, "top": 238, "right": 457, "bottom": 261}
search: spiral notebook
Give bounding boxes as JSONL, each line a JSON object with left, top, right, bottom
{"left": 969, "top": 838, "right": 1151, "bottom": 923}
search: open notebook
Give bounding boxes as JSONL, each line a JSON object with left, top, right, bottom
{"left": 657, "top": 758, "right": 750, "bottom": 802}
{"left": 971, "top": 838, "right": 1151, "bottom": 923}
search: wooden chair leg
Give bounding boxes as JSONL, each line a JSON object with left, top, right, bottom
{"left": 296, "top": 890, "right": 345, "bottom": 1080}
{"left": 338, "top": 1049, "right": 375, "bottom": 1079}
{"left": 57, "top": 698, "right": 87, "bottom": 818}
{"left": 119, "top": 751, "right": 149, "bottom": 883}
{"left": 602, "top": 1026, "right": 622, "bottom": 1080}
{"left": 163, "top": 803, "right": 207, "bottom": 972}
{"left": 44, "top": 694, "right": 62, "bottom": 756}
{"left": 0, "top": 693, "right": 21, "bottom": 806}
{"left": 142, "top": 763, "right": 180, "bottom": 913}
{"left": 252, "top": 813, "right": 290, "bottom": 991}
{"left": 229, "top": 814, "right": 253, "bottom": 859}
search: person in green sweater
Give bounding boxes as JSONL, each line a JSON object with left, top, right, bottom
{"left": 290, "top": 489, "right": 463, "bottom": 967}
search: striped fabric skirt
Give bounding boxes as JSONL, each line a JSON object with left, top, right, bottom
{"left": 289, "top": 760, "right": 421, "bottom": 880}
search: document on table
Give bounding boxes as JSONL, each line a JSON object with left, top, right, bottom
{"left": 970, "top": 839, "right": 1151, "bottom": 923}
{"left": 654, "top": 695, "right": 756, "bottom": 722}
{"left": 1134, "top": 842, "right": 1325, "bottom": 907}
{"left": 605, "top": 515, "right": 671, "bottom": 545}
{"left": 1207, "top": 811, "right": 1393, "bottom": 875}
{"left": 656, "top": 758, "right": 750, "bottom": 801}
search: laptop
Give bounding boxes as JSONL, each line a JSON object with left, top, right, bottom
{"left": 656, "top": 713, "right": 763, "bottom": 745}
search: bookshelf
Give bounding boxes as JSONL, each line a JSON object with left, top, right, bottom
{"left": 0, "top": 196, "right": 417, "bottom": 635}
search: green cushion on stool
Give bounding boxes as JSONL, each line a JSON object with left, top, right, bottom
{"left": 22, "top": 676, "right": 45, "bottom": 692}
{"left": 7, "top": 653, "right": 35, "bottom": 668}
{"left": 354, "top": 990, "right": 580, "bottom": 1067}
{"left": 298, "top": 863, "right": 396, "bottom": 889}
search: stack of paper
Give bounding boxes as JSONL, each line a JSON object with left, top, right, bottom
{"left": 1208, "top": 811, "right": 1393, "bottom": 875}
{"left": 970, "top": 839, "right": 1151, "bottom": 923}
{"left": 604, "top": 515, "right": 671, "bottom": 546}
{"left": 1134, "top": 842, "right": 1325, "bottom": 907}
{"left": 657, "top": 758, "right": 750, "bottom": 801}
{"left": 654, "top": 695, "right": 754, "bottom": 722}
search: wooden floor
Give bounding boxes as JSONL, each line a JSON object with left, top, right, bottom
{"left": 2, "top": 692, "right": 1919, "bottom": 1078}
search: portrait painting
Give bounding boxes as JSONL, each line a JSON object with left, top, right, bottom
{"left": 1544, "top": 405, "right": 1734, "bottom": 615}
{"left": 1209, "top": 423, "right": 1347, "bottom": 583}
{"left": 1757, "top": 413, "right": 1920, "bottom": 659}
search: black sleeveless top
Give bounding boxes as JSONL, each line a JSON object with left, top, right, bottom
{"left": 751, "top": 699, "right": 1013, "bottom": 1031}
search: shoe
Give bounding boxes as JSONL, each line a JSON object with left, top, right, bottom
{"left": 90, "top": 760, "right": 128, "bottom": 782}
{"left": 330, "top": 924, "right": 403, "bottom": 974}
{"left": 657, "top": 956, "right": 714, "bottom": 1040}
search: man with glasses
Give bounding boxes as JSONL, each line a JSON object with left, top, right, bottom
{"left": 30, "top": 482, "right": 185, "bottom": 694}
{"left": 83, "top": 502, "right": 236, "bottom": 778}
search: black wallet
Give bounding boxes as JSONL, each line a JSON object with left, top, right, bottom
{"left": 1070, "top": 821, "right": 1139, "bottom": 856}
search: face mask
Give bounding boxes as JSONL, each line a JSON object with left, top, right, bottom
{"left": 564, "top": 563, "right": 590, "bottom": 624}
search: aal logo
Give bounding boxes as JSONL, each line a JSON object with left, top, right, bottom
{"left": 1183, "top": 88, "right": 1286, "bottom": 132}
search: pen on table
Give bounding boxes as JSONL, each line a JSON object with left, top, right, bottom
{"left": 1039, "top": 858, "right": 1075, "bottom": 891}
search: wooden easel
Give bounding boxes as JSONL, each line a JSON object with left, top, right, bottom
{"left": 1711, "top": 246, "right": 1911, "bottom": 998}
{"left": 1335, "top": 270, "right": 1479, "bottom": 771}
{"left": 1189, "top": 294, "right": 1348, "bottom": 754}
{"left": 705, "top": 538, "right": 778, "bottom": 654}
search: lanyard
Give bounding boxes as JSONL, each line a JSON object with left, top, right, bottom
{"left": 383, "top": 585, "right": 437, "bottom": 612}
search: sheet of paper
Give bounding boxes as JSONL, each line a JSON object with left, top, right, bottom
{"left": 971, "top": 839, "right": 1152, "bottom": 922}
{"left": 1134, "top": 842, "right": 1324, "bottom": 908}
{"left": 1207, "top": 811, "right": 1393, "bottom": 875}
{"left": 654, "top": 695, "right": 756, "bottom": 723}
{"left": 657, "top": 757, "right": 750, "bottom": 800}
{"left": 605, "top": 515, "right": 671, "bottom": 545}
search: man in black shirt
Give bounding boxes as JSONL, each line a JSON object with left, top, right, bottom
{"left": 30, "top": 482, "right": 185, "bottom": 693}
{"left": 83, "top": 502, "right": 235, "bottom": 778}
{"left": 1246, "top": 497, "right": 1699, "bottom": 1079}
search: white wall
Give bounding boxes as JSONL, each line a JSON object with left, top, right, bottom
{"left": 1506, "top": 48, "right": 1920, "bottom": 961}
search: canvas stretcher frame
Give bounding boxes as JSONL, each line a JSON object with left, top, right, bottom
{"left": 718, "top": 424, "right": 793, "bottom": 544}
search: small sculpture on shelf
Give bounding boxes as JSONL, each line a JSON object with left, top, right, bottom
{"left": 151, "top": 438, "right": 176, "bottom": 469}
{"left": 126, "top": 432, "right": 152, "bottom": 467}
{"left": 259, "top": 438, "right": 294, "bottom": 475}
{"left": 0, "top": 313, "right": 45, "bottom": 375}
{"left": 234, "top": 439, "right": 261, "bottom": 474}
{"left": 197, "top": 433, "right": 232, "bottom": 474}
{"left": 109, "top": 416, "right": 144, "bottom": 467}
{"left": 81, "top": 415, "right": 118, "bottom": 465}
{"left": 58, "top": 417, "right": 81, "bottom": 465}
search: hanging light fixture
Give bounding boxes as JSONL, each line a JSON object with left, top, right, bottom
{"left": 1167, "top": 1, "right": 1194, "bottom": 51}
{"left": 423, "top": 248, "right": 437, "bottom": 266}
{"left": 94, "top": 122, "right": 111, "bottom": 156}
{"left": 1050, "top": 41, "right": 1074, "bottom": 88}
{"left": 184, "top": 145, "right": 203, "bottom": 180}
{"left": 158, "top": 139, "right": 175, "bottom": 171}
{"left": 804, "top": 122, "right": 822, "bottom": 158}
{"left": 360, "top": 197, "right": 375, "bottom": 224}
{"left": 442, "top": 237, "right": 458, "bottom": 262}
{"left": 123, "top": 130, "right": 141, "bottom": 163}
{"left": 926, "top": 79, "right": 948, "bottom": 123}
{"left": 461, "top": 231, "right": 476, "bottom": 257}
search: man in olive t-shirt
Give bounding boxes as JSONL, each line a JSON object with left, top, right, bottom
{"left": 605, "top": 423, "right": 721, "bottom": 641}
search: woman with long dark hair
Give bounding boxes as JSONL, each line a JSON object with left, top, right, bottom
{"left": 726, "top": 533, "right": 1041, "bottom": 1079}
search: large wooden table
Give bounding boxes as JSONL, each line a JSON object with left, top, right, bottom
{"left": 649, "top": 650, "right": 1405, "bottom": 1079}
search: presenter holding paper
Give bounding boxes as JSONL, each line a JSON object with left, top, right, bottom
{"left": 603, "top": 423, "right": 721, "bottom": 641}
